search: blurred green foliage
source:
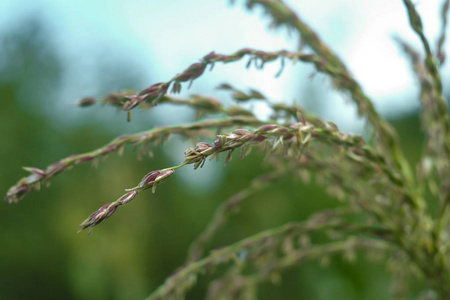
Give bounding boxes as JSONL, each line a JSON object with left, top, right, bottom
{"left": 0, "top": 17, "right": 433, "bottom": 300}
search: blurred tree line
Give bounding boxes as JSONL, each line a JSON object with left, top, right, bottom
{"left": 0, "top": 16, "right": 440, "bottom": 300}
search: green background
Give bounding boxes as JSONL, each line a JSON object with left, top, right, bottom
{"left": 0, "top": 17, "right": 441, "bottom": 300}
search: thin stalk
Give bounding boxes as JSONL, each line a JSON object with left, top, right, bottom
{"left": 4, "top": 116, "right": 266, "bottom": 203}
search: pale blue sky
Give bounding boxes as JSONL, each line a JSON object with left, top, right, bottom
{"left": 1, "top": 0, "right": 448, "bottom": 131}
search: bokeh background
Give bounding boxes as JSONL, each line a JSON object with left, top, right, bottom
{"left": 0, "top": 0, "right": 449, "bottom": 299}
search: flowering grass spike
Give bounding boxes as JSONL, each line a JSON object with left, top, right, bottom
{"left": 5, "top": 0, "right": 450, "bottom": 299}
